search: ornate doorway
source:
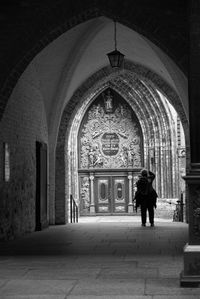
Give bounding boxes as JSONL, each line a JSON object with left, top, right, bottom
{"left": 78, "top": 88, "right": 143, "bottom": 215}
{"left": 57, "top": 65, "right": 188, "bottom": 223}
{"left": 95, "top": 175, "right": 128, "bottom": 213}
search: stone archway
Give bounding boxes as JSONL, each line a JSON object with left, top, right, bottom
{"left": 55, "top": 62, "right": 188, "bottom": 223}
{"left": 0, "top": 5, "right": 187, "bottom": 227}
{"left": 0, "top": 3, "right": 187, "bottom": 123}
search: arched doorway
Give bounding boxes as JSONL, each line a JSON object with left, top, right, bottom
{"left": 78, "top": 88, "right": 143, "bottom": 215}
{"left": 55, "top": 63, "right": 188, "bottom": 223}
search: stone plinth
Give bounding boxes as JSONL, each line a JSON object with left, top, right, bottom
{"left": 180, "top": 172, "right": 200, "bottom": 287}
{"left": 180, "top": 244, "right": 200, "bottom": 287}
{"left": 128, "top": 203, "right": 133, "bottom": 213}
{"left": 89, "top": 204, "right": 95, "bottom": 214}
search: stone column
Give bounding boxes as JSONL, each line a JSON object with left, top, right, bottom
{"left": 180, "top": 175, "right": 200, "bottom": 286}
{"left": 180, "top": 0, "right": 200, "bottom": 287}
{"left": 128, "top": 172, "right": 133, "bottom": 213}
{"left": 89, "top": 173, "right": 95, "bottom": 214}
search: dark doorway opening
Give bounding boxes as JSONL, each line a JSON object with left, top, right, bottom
{"left": 35, "top": 141, "right": 48, "bottom": 231}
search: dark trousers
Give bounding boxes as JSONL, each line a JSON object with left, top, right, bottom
{"left": 141, "top": 204, "right": 154, "bottom": 224}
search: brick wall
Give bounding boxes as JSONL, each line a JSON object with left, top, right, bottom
{"left": 0, "top": 62, "right": 48, "bottom": 240}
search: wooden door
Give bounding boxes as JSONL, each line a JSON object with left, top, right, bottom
{"left": 112, "top": 177, "right": 127, "bottom": 213}
{"left": 95, "top": 176, "right": 128, "bottom": 213}
{"left": 96, "top": 176, "right": 110, "bottom": 213}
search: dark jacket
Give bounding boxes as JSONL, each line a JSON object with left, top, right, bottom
{"left": 134, "top": 170, "right": 158, "bottom": 211}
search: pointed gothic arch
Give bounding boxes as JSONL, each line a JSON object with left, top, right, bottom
{"left": 0, "top": 4, "right": 187, "bottom": 123}
{"left": 55, "top": 62, "right": 188, "bottom": 223}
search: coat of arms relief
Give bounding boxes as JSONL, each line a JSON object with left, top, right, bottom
{"left": 79, "top": 92, "right": 142, "bottom": 169}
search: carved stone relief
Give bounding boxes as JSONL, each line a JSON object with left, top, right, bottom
{"left": 80, "top": 176, "right": 90, "bottom": 211}
{"left": 79, "top": 91, "right": 142, "bottom": 169}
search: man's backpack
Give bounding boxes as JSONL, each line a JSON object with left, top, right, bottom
{"left": 136, "top": 176, "right": 149, "bottom": 195}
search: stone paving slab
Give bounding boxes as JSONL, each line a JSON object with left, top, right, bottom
{"left": 23, "top": 268, "right": 101, "bottom": 279}
{"left": 0, "top": 296, "right": 66, "bottom": 299}
{"left": 158, "top": 266, "right": 183, "bottom": 278}
{"left": 70, "top": 279, "right": 145, "bottom": 295}
{"left": 75, "top": 256, "right": 125, "bottom": 263}
{"left": 0, "top": 296, "right": 198, "bottom": 299}
{"left": 124, "top": 255, "right": 181, "bottom": 262}
{"left": 0, "top": 280, "right": 76, "bottom": 295}
{"left": 97, "top": 267, "right": 158, "bottom": 279}
{"left": 0, "top": 281, "right": 7, "bottom": 289}
{"left": 146, "top": 278, "right": 200, "bottom": 295}
{"left": 0, "top": 269, "right": 28, "bottom": 279}
{"left": 0, "top": 260, "right": 77, "bottom": 269}
{"left": 67, "top": 297, "right": 200, "bottom": 299}
{"left": 153, "top": 296, "right": 199, "bottom": 299}
{"left": 67, "top": 296, "right": 152, "bottom": 299}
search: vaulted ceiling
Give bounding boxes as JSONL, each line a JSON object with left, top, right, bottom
{"left": 0, "top": 1, "right": 188, "bottom": 149}
{"left": 0, "top": 1, "right": 187, "bottom": 117}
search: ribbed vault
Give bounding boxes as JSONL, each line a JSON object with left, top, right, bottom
{"left": 55, "top": 62, "right": 188, "bottom": 223}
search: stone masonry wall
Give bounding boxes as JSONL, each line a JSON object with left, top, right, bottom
{"left": 0, "top": 62, "right": 48, "bottom": 240}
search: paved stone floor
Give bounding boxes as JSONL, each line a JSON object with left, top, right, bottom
{"left": 0, "top": 216, "right": 200, "bottom": 298}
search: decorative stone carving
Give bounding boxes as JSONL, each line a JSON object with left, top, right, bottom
{"left": 102, "top": 90, "right": 114, "bottom": 113}
{"left": 80, "top": 177, "right": 90, "bottom": 209}
{"left": 80, "top": 95, "right": 142, "bottom": 169}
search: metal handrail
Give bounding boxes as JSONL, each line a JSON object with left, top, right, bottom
{"left": 70, "top": 194, "right": 78, "bottom": 223}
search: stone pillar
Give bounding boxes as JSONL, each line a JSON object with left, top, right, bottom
{"left": 128, "top": 173, "right": 133, "bottom": 213}
{"left": 180, "top": 175, "right": 200, "bottom": 286}
{"left": 180, "top": 0, "right": 200, "bottom": 287}
{"left": 89, "top": 173, "right": 95, "bottom": 214}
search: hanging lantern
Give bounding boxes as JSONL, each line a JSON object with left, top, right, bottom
{"left": 107, "top": 20, "right": 125, "bottom": 68}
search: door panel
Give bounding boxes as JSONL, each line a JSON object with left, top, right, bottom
{"left": 95, "top": 175, "right": 128, "bottom": 213}
{"left": 113, "top": 177, "right": 127, "bottom": 213}
{"left": 97, "top": 177, "right": 110, "bottom": 213}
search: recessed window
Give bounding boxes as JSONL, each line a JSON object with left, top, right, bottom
{"left": 3, "top": 143, "right": 10, "bottom": 182}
